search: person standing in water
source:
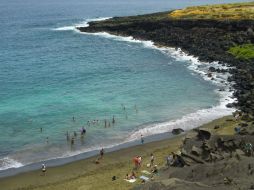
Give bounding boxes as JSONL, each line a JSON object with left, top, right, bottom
{"left": 72, "top": 116, "right": 75, "bottom": 122}
{"left": 112, "top": 115, "right": 115, "bottom": 125}
{"left": 104, "top": 119, "right": 107, "bottom": 128}
{"left": 134, "top": 104, "right": 138, "bottom": 113}
{"left": 66, "top": 131, "right": 70, "bottom": 141}
{"left": 141, "top": 134, "right": 144, "bottom": 144}
{"left": 71, "top": 137, "right": 74, "bottom": 145}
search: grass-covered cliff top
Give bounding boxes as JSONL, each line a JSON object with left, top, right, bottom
{"left": 228, "top": 44, "right": 254, "bottom": 60}
{"left": 169, "top": 2, "right": 254, "bottom": 20}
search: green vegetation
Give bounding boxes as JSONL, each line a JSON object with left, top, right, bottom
{"left": 228, "top": 44, "right": 254, "bottom": 60}
{"left": 169, "top": 2, "right": 254, "bottom": 20}
{"left": 89, "top": 2, "right": 254, "bottom": 27}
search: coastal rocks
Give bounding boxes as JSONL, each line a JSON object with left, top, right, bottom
{"left": 191, "top": 146, "right": 203, "bottom": 156}
{"left": 172, "top": 128, "right": 184, "bottom": 135}
{"left": 196, "top": 129, "right": 212, "bottom": 140}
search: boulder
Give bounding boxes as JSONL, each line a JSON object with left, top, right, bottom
{"left": 196, "top": 129, "right": 212, "bottom": 140}
{"left": 172, "top": 128, "right": 184, "bottom": 135}
{"left": 214, "top": 125, "right": 220, "bottom": 129}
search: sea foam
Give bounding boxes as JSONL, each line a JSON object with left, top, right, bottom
{"left": 52, "top": 17, "right": 111, "bottom": 31}
{"left": 0, "top": 157, "right": 23, "bottom": 171}
{"left": 73, "top": 23, "right": 236, "bottom": 141}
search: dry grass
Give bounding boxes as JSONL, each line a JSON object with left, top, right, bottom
{"left": 169, "top": 2, "right": 254, "bottom": 20}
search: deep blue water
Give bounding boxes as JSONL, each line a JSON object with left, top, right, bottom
{"left": 0, "top": 0, "right": 245, "bottom": 170}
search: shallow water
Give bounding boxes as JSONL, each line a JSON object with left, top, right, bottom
{"left": 0, "top": 0, "right": 242, "bottom": 171}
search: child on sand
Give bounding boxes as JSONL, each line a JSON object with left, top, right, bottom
{"left": 41, "top": 164, "right": 46, "bottom": 176}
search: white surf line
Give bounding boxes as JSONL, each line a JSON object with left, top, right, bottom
{"left": 52, "top": 17, "right": 112, "bottom": 31}
{"left": 75, "top": 28, "right": 236, "bottom": 141}
{"left": 3, "top": 18, "right": 236, "bottom": 171}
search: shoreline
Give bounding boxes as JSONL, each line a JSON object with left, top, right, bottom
{"left": 0, "top": 16, "right": 235, "bottom": 177}
{"left": 0, "top": 115, "right": 238, "bottom": 190}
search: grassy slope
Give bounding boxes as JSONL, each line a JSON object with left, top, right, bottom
{"left": 169, "top": 2, "right": 254, "bottom": 20}
{"left": 228, "top": 44, "right": 254, "bottom": 60}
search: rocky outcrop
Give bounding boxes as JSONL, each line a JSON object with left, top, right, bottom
{"left": 172, "top": 128, "right": 184, "bottom": 135}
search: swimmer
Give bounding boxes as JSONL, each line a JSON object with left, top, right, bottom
{"left": 71, "top": 137, "right": 74, "bottom": 145}
{"left": 66, "top": 131, "right": 70, "bottom": 141}
{"left": 112, "top": 115, "right": 115, "bottom": 125}
{"left": 82, "top": 127, "right": 86, "bottom": 134}
{"left": 104, "top": 119, "right": 107, "bottom": 128}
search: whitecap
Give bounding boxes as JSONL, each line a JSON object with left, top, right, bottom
{"left": 52, "top": 17, "right": 111, "bottom": 31}
{"left": 0, "top": 157, "right": 23, "bottom": 171}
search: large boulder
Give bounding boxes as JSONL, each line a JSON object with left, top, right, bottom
{"left": 196, "top": 129, "right": 212, "bottom": 140}
{"left": 172, "top": 128, "right": 184, "bottom": 135}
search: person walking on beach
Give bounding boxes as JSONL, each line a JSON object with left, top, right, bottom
{"left": 150, "top": 153, "right": 155, "bottom": 167}
{"left": 141, "top": 134, "right": 144, "bottom": 144}
{"left": 100, "top": 148, "right": 104, "bottom": 159}
{"left": 41, "top": 164, "right": 46, "bottom": 176}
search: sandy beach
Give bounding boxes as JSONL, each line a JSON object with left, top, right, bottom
{"left": 0, "top": 115, "right": 239, "bottom": 190}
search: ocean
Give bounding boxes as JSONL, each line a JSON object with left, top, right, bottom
{"left": 0, "top": 0, "right": 242, "bottom": 174}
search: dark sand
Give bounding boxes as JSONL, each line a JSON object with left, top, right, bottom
{"left": 0, "top": 116, "right": 239, "bottom": 190}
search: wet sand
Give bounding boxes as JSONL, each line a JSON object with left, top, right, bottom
{"left": 0, "top": 116, "right": 237, "bottom": 190}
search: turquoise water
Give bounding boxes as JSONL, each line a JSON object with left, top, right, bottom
{"left": 0, "top": 0, "right": 243, "bottom": 170}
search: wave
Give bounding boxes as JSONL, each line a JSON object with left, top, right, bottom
{"left": 52, "top": 17, "right": 111, "bottom": 31}
{"left": 0, "top": 157, "right": 23, "bottom": 171}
